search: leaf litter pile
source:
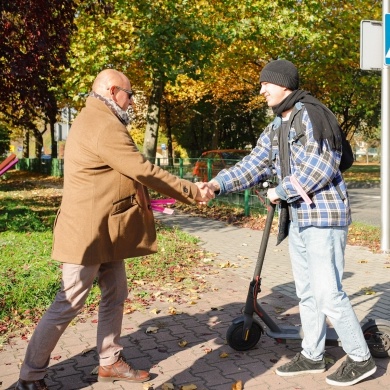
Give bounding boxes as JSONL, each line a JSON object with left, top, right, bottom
{"left": 175, "top": 201, "right": 382, "bottom": 253}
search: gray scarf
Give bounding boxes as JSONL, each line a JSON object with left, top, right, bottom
{"left": 89, "top": 91, "right": 130, "bottom": 126}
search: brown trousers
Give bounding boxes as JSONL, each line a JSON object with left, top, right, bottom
{"left": 20, "top": 261, "right": 128, "bottom": 381}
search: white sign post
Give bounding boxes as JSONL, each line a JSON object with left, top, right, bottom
{"left": 382, "top": 5, "right": 390, "bottom": 252}
{"left": 360, "top": 3, "right": 390, "bottom": 252}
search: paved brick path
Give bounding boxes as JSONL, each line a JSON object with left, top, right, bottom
{"left": 1, "top": 212, "right": 389, "bottom": 389}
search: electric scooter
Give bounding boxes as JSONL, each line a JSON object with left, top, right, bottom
{"left": 226, "top": 182, "right": 390, "bottom": 358}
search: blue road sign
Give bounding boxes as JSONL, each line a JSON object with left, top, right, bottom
{"left": 386, "top": 14, "right": 390, "bottom": 65}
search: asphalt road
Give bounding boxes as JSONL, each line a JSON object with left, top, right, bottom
{"left": 348, "top": 187, "right": 381, "bottom": 226}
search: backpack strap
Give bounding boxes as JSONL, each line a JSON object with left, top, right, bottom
{"left": 289, "top": 102, "right": 305, "bottom": 145}
{"left": 267, "top": 117, "right": 281, "bottom": 170}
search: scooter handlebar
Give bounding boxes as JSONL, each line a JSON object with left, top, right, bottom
{"left": 255, "top": 180, "right": 277, "bottom": 208}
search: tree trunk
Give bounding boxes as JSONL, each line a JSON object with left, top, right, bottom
{"left": 50, "top": 119, "right": 58, "bottom": 158}
{"left": 23, "top": 129, "right": 29, "bottom": 158}
{"left": 211, "top": 108, "right": 220, "bottom": 150}
{"left": 143, "top": 76, "right": 165, "bottom": 161}
{"left": 34, "top": 129, "right": 43, "bottom": 159}
{"left": 164, "top": 102, "right": 174, "bottom": 166}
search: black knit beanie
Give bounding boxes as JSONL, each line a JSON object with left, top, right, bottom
{"left": 259, "top": 59, "right": 299, "bottom": 91}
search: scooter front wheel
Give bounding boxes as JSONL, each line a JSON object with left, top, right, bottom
{"left": 362, "top": 319, "right": 390, "bottom": 358}
{"left": 226, "top": 318, "right": 262, "bottom": 351}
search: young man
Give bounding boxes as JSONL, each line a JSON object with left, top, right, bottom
{"left": 207, "top": 59, "right": 376, "bottom": 387}
{"left": 15, "top": 69, "right": 214, "bottom": 390}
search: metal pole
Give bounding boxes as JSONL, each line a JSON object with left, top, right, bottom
{"left": 244, "top": 189, "right": 250, "bottom": 216}
{"left": 381, "top": 0, "right": 390, "bottom": 252}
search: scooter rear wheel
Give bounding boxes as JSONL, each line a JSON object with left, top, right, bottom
{"left": 226, "top": 319, "right": 262, "bottom": 351}
{"left": 362, "top": 319, "right": 390, "bottom": 358}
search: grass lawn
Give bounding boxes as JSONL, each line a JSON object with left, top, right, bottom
{"left": 0, "top": 171, "right": 211, "bottom": 344}
{"left": 343, "top": 163, "right": 380, "bottom": 184}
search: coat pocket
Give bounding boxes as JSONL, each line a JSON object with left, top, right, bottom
{"left": 111, "top": 195, "right": 136, "bottom": 216}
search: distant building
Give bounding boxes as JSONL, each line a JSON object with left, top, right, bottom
{"left": 354, "top": 141, "right": 379, "bottom": 161}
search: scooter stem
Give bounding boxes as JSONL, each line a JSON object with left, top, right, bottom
{"left": 253, "top": 202, "right": 276, "bottom": 279}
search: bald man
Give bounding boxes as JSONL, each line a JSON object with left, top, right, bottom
{"left": 15, "top": 69, "right": 214, "bottom": 390}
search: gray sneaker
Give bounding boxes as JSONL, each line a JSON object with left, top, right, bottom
{"left": 275, "top": 352, "right": 326, "bottom": 376}
{"left": 326, "top": 355, "right": 377, "bottom": 386}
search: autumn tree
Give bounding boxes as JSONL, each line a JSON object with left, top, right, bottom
{"left": 198, "top": 0, "right": 382, "bottom": 148}
{"left": 286, "top": 1, "right": 382, "bottom": 142}
{"left": 115, "top": 0, "right": 238, "bottom": 159}
{"left": 0, "top": 123, "right": 11, "bottom": 156}
{"left": 149, "top": 0, "right": 382, "bottom": 155}
{"left": 0, "top": 0, "right": 76, "bottom": 158}
{"left": 63, "top": 0, "right": 242, "bottom": 159}
{"left": 62, "top": 0, "right": 381, "bottom": 159}
{"left": 160, "top": 74, "right": 268, "bottom": 156}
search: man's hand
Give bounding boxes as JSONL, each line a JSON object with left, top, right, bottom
{"left": 267, "top": 187, "right": 280, "bottom": 204}
{"left": 194, "top": 182, "right": 215, "bottom": 204}
{"left": 207, "top": 179, "right": 220, "bottom": 194}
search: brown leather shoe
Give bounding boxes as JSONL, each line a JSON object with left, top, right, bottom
{"left": 14, "top": 379, "right": 48, "bottom": 390}
{"left": 98, "top": 357, "right": 150, "bottom": 383}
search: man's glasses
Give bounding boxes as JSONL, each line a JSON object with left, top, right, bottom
{"left": 114, "top": 86, "right": 134, "bottom": 99}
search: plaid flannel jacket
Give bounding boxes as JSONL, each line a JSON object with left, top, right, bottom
{"left": 213, "top": 105, "right": 351, "bottom": 227}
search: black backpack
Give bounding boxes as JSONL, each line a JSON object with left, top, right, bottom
{"left": 268, "top": 105, "right": 353, "bottom": 202}
{"left": 289, "top": 107, "right": 354, "bottom": 173}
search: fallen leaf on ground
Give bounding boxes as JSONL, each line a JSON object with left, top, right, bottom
{"left": 361, "top": 287, "right": 376, "bottom": 295}
{"left": 231, "top": 380, "right": 243, "bottom": 390}
{"left": 124, "top": 307, "right": 136, "bottom": 314}
{"left": 162, "top": 383, "right": 174, "bottom": 390}
{"left": 146, "top": 326, "right": 159, "bottom": 334}
{"left": 81, "top": 347, "right": 95, "bottom": 355}
{"left": 178, "top": 340, "right": 188, "bottom": 347}
{"left": 168, "top": 307, "right": 182, "bottom": 315}
{"left": 219, "top": 261, "right": 238, "bottom": 268}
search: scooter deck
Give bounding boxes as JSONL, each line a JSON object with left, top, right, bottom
{"left": 265, "top": 325, "right": 341, "bottom": 346}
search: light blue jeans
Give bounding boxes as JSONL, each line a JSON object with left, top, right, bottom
{"left": 288, "top": 224, "right": 370, "bottom": 362}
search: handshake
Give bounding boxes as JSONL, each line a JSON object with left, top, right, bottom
{"left": 193, "top": 180, "right": 280, "bottom": 205}
{"left": 194, "top": 180, "right": 220, "bottom": 204}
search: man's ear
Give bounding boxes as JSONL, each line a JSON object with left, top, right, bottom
{"left": 109, "top": 86, "right": 117, "bottom": 101}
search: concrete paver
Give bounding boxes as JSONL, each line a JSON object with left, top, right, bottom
{"left": 0, "top": 211, "right": 389, "bottom": 389}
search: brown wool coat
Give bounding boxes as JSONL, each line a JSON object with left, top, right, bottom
{"left": 51, "top": 97, "right": 199, "bottom": 265}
